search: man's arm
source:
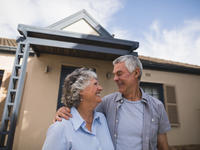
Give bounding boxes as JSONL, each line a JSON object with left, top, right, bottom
{"left": 54, "top": 96, "right": 107, "bottom": 122}
{"left": 157, "top": 101, "right": 171, "bottom": 150}
{"left": 157, "top": 133, "right": 169, "bottom": 150}
{"left": 54, "top": 97, "right": 105, "bottom": 122}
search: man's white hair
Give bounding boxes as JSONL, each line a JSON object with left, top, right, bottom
{"left": 113, "top": 55, "right": 143, "bottom": 80}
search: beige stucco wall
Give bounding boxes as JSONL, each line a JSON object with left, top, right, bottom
{"left": 13, "top": 54, "right": 117, "bottom": 150}
{"left": 142, "top": 69, "right": 200, "bottom": 145}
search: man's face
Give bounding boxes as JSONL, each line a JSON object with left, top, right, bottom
{"left": 113, "top": 62, "right": 136, "bottom": 95}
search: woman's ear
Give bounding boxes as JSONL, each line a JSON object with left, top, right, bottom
{"left": 79, "top": 90, "right": 85, "bottom": 101}
{"left": 79, "top": 90, "right": 83, "bottom": 97}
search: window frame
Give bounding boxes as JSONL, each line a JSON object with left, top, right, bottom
{"left": 140, "top": 82, "right": 165, "bottom": 105}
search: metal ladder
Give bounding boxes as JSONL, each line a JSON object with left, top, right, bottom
{"left": 0, "top": 41, "right": 30, "bottom": 150}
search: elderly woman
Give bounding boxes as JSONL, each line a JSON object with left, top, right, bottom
{"left": 42, "top": 68, "right": 114, "bottom": 150}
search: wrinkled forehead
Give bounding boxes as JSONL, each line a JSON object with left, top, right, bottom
{"left": 113, "top": 62, "right": 128, "bottom": 73}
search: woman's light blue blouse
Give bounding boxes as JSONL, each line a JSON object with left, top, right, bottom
{"left": 42, "top": 107, "right": 114, "bottom": 150}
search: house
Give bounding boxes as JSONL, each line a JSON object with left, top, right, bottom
{"left": 0, "top": 10, "right": 200, "bottom": 150}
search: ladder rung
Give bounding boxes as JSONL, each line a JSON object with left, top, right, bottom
{"left": 15, "top": 64, "right": 21, "bottom": 68}
{"left": 18, "top": 53, "right": 23, "bottom": 56}
{"left": 0, "top": 146, "right": 8, "bottom": 150}
{"left": 7, "top": 102, "right": 14, "bottom": 106}
{"left": 10, "top": 89, "right": 17, "bottom": 93}
{"left": 4, "top": 117, "right": 10, "bottom": 121}
{"left": 12, "top": 76, "right": 19, "bottom": 80}
{"left": 0, "top": 131, "right": 9, "bottom": 135}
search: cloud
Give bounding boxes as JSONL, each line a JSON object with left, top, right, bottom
{"left": 0, "top": 0, "right": 123, "bottom": 38}
{"left": 110, "top": 27, "right": 133, "bottom": 40}
{"left": 138, "top": 20, "right": 200, "bottom": 66}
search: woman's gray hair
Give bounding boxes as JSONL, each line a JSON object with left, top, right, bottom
{"left": 113, "top": 55, "right": 143, "bottom": 80}
{"left": 61, "top": 68, "right": 97, "bottom": 108}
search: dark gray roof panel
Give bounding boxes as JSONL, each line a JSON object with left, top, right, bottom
{"left": 18, "top": 24, "right": 139, "bottom": 51}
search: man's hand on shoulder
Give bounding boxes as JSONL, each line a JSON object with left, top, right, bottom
{"left": 53, "top": 106, "right": 72, "bottom": 123}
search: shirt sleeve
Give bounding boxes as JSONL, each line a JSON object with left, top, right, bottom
{"left": 42, "top": 123, "right": 71, "bottom": 150}
{"left": 158, "top": 103, "right": 171, "bottom": 134}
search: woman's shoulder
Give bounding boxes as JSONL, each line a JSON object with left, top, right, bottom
{"left": 47, "top": 119, "right": 73, "bottom": 134}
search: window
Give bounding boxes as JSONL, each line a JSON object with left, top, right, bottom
{"left": 140, "top": 82, "right": 179, "bottom": 127}
{"left": 140, "top": 82, "right": 164, "bottom": 104}
{"left": 57, "top": 66, "right": 78, "bottom": 109}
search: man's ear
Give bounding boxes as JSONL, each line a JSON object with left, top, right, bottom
{"left": 134, "top": 67, "right": 140, "bottom": 79}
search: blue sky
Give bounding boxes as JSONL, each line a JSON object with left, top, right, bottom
{"left": 110, "top": 0, "right": 200, "bottom": 39}
{"left": 1, "top": 0, "right": 200, "bottom": 65}
{"left": 111, "top": 0, "right": 200, "bottom": 36}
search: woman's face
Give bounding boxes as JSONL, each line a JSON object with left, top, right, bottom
{"left": 80, "top": 78, "right": 103, "bottom": 104}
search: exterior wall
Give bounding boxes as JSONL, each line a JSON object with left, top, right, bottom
{"left": 0, "top": 53, "right": 15, "bottom": 123}
{"left": 13, "top": 54, "right": 117, "bottom": 150}
{"left": 62, "top": 19, "right": 100, "bottom": 36}
{"left": 142, "top": 69, "right": 200, "bottom": 146}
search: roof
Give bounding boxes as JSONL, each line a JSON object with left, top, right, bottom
{"left": 0, "top": 37, "right": 17, "bottom": 54}
{"left": 139, "top": 55, "right": 200, "bottom": 75}
{"left": 139, "top": 55, "right": 200, "bottom": 69}
{"left": 16, "top": 10, "right": 139, "bottom": 59}
{"left": 0, "top": 37, "right": 17, "bottom": 47}
{"left": 1, "top": 37, "right": 200, "bottom": 75}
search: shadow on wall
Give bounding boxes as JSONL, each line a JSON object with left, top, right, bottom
{"left": 0, "top": 72, "right": 11, "bottom": 124}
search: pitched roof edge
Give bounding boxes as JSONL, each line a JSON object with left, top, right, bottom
{"left": 0, "top": 45, "right": 17, "bottom": 54}
{"left": 0, "top": 43, "right": 35, "bottom": 56}
{"left": 140, "top": 55, "right": 200, "bottom": 75}
{"left": 139, "top": 55, "right": 200, "bottom": 69}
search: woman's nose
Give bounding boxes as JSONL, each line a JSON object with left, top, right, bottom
{"left": 98, "top": 85, "right": 103, "bottom": 91}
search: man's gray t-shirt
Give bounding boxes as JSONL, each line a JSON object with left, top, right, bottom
{"left": 117, "top": 99, "right": 144, "bottom": 150}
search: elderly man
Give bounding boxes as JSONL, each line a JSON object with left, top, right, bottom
{"left": 56, "top": 55, "right": 171, "bottom": 150}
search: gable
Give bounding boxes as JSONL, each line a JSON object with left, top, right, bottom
{"left": 62, "top": 18, "right": 100, "bottom": 36}
{"left": 48, "top": 9, "right": 112, "bottom": 38}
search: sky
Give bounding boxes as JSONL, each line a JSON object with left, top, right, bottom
{"left": 1, "top": 0, "right": 200, "bottom": 66}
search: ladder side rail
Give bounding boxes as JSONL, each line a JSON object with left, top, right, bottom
{"left": 7, "top": 43, "right": 30, "bottom": 150}
{"left": 0, "top": 42, "right": 24, "bottom": 146}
